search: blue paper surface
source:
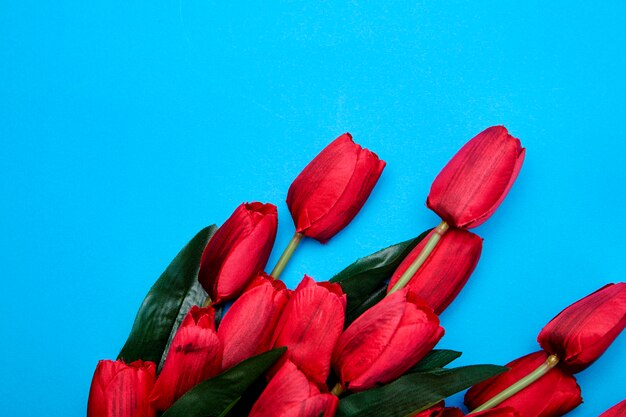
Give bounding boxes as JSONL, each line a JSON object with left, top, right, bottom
{"left": 1, "top": 1, "right": 625, "bottom": 415}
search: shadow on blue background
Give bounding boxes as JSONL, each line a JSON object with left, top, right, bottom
{"left": 1, "top": 1, "right": 625, "bottom": 415}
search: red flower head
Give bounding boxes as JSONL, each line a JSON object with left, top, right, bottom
{"left": 387, "top": 228, "right": 483, "bottom": 314}
{"left": 600, "top": 399, "right": 626, "bottom": 417}
{"left": 332, "top": 288, "right": 444, "bottom": 392}
{"left": 427, "top": 126, "right": 525, "bottom": 229}
{"left": 198, "top": 202, "right": 278, "bottom": 303}
{"left": 150, "top": 306, "right": 222, "bottom": 411}
{"left": 538, "top": 282, "right": 626, "bottom": 373}
{"left": 88, "top": 359, "right": 156, "bottom": 417}
{"left": 465, "top": 351, "right": 582, "bottom": 417}
{"left": 287, "top": 133, "right": 385, "bottom": 243}
{"left": 249, "top": 360, "right": 338, "bottom": 417}
{"left": 218, "top": 273, "right": 290, "bottom": 370}
{"left": 271, "top": 275, "right": 346, "bottom": 387}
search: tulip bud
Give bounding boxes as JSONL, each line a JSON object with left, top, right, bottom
{"left": 600, "top": 399, "right": 626, "bottom": 417}
{"left": 198, "top": 202, "right": 278, "bottom": 303}
{"left": 218, "top": 273, "right": 290, "bottom": 370}
{"left": 287, "top": 133, "right": 385, "bottom": 243}
{"left": 427, "top": 126, "right": 525, "bottom": 229}
{"left": 465, "top": 351, "right": 582, "bottom": 417}
{"left": 271, "top": 275, "right": 346, "bottom": 387}
{"left": 150, "top": 306, "right": 222, "bottom": 411}
{"left": 88, "top": 359, "right": 156, "bottom": 417}
{"left": 332, "top": 288, "right": 444, "bottom": 392}
{"left": 387, "top": 228, "right": 482, "bottom": 314}
{"left": 249, "top": 360, "right": 338, "bottom": 417}
{"left": 537, "top": 282, "right": 626, "bottom": 373}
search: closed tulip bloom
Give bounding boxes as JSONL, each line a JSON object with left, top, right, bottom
{"left": 465, "top": 351, "right": 582, "bottom": 417}
{"left": 218, "top": 273, "right": 290, "bottom": 369}
{"left": 538, "top": 282, "right": 626, "bottom": 373}
{"left": 249, "top": 360, "right": 338, "bottom": 417}
{"left": 150, "top": 306, "right": 222, "bottom": 411}
{"left": 287, "top": 133, "right": 385, "bottom": 243}
{"left": 599, "top": 399, "right": 626, "bottom": 417}
{"left": 198, "top": 202, "right": 278, "bottom": 303}
{"left": 271, "top": 275, "right": 346, "bottom": 387}
{"left": 332, "top": 288, "right": 444, "bottom": 392}
{"left": 427, "top": 126, "right": 525, "bottom": 229}
{"left": 88, "top": 359, "right": 156, "bottom": 417}
{"left": 387, "top": 228, "right": 482, "bottom": 314}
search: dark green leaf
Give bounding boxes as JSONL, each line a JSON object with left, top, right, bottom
{"left": 331, "top": 230, "right": 431, "bottom": 325}
{"left": 408, "top": 349, "right": 462, "bottom": 373}
{"left": 162, "top": 348, "right": 287, "bottom": 417}
{"left": 118, "top": 226, "right": 217, "bottom": 364}
{"left": 336, "top": 364, "right": 508, "bottom": 417}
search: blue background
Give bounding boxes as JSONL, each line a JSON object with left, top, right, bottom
{"left": 1, "top": 1, "right": 625, "bottom": 415}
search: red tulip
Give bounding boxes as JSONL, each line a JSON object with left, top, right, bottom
{"left": 387, "top": 228, "right": 482, "bottom": 314}
{"left": 538, "top": 282, "right": 626, "bottom": 373}
{"left": 198, "top": 202, "right": 277, "bottom": 303}
{"left": 465, "top": 351, "right": 582, "bottom": 417}
{"left": 88, "top": 359, "right": 156, "bottom": 417}
{"left": 249, "top": 360, "right": 338, "bottom": 417}
{"left": 287, "top": 133, "right": 385, "bottom": 243}
{"left": 271, "top": 275, "right": 346, "bottom": 387}
{"left": 150, "top": 306, "right": 222, "bottom": 411}
{"left": 427, "top": 126, "right": 525, "bottom": 229}
{"left": 599, "top": 399, "right": 626, "bottom": 417}
{"left": 218, "top": 273, "right": 290, "bottom": 369}
{"left": 332, "top": 288, "right": 444, "bottom": 392}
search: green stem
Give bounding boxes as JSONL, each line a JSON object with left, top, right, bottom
{"left": 387, "top": 221, "right": 449, "bottom": 294}
{"left": 469, "top": 354, "right": 560, "bottom": 413}
{"left": 330, "top": 383, "right": 344, "bottom": 397}
{"left": 270, "top": 232, "right": 304, "bottom": 280}
{"left": 201, "top": 297, "right": 212, "bottom": 307}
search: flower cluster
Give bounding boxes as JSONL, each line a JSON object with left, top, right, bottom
{"left": 88, "top": 129, "right": 625, "bottom": 417}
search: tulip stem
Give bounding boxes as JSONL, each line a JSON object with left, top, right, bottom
{"left": 388, "top": 221, "right": 449, "bottom": 294}
{"left": 330, "top": 383, "right": 344, "bottom": 397}
{"left": 202, "top": 297, "right": 212, "bottom": 307}
{"left": 270, "top": 232, "right": 304, "bottom": 280}
{"left": 469, "top": 354, "right": 560, "bottom": 413}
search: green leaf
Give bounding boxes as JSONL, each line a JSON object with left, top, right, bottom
{"left": 162, "top": 348, "right": 287, "bottom": 417}
{"left": 336, "top": 364, "right": 508, "bottom": 417}
{"left": 408, "top": 349, "right": 462, "bottom": 373}
{"left": 118, "top": 226, "right": 217, "bottom": 364}
{"left": 331, "top": 230, "right": 431, "bottom": 325}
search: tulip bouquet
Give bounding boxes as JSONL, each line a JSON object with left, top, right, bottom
{"left": 88, "top": 129, "right": 626, "bottom": 417}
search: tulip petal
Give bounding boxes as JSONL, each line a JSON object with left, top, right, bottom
{"left": 88, "top": 360, "right": 156, "bottom": 417}
{"left": 219, "top": 275, "right": 289, "bottom": 369}
{"left": 198, "top": 202, "right": 278, "bottom": 303}
{"left": 287, "top": 133, "right": 385, "bottom": 243}
{"left": 465, "top": 351, "right": 582, "bottom": 417}
{"left": 249, "top": 360, "right": 320, "bottom": 417}
{"left": 272, "top": 276, "right": 346, "bottom": 387}
{"left": 538, "top": 282, "right": 626, "bottom": 373}
{"left": 387, "top": 228, "right": 483, "bottom": 314}
{"left": 427, "top": 126, "right": 524, "bottom": 229}
{"left": 333, "top": 289, "right": 444, "bottom": 391}
{"left": 150, "top": 307, "right": 222, "bottom": 411}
